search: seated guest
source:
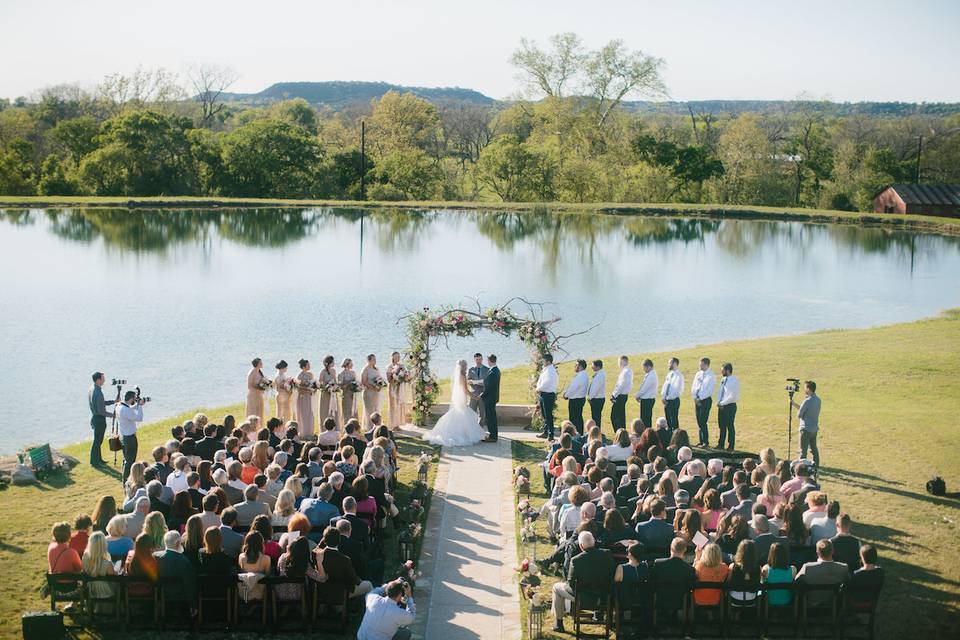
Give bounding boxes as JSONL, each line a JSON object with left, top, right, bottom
{"left": 666, "top": 430, "right": 690, "bottom": 466}
{"left": 218, "top": 508, "right": 245, "bottom": 558}
{"left": 314, "top": 527, "right": 372, "bottom": 601}
{"left": 341, "top": 420, "right": 367, "bottom": 461}
{"left": 782, "top": 503, "right": 811, "bottom": 547}
{"left": 616, "top": 465, "right": 642, "bottom": 501}
{"left": 299, "top": 481, "right": 340, "bottom": 530}
{"left": 757, "top": 475, "right": 784, "bottom": 515}
{"left": 356, "top": 579, "right": 416, "bottom": 640}
{"left": 716, "top": 515, "right": 750, "bottom": 557}
{"left": 198, "top": 494, "right": 221, "bottom": 532}
{"left": 693, "top": 542, "right": 730, "bottom": 606}
{"left": 635, "top": 499, "right": 675, "bottom": 551}
{"left": 167, "top": 491, "right": 196, "bottom": 532}
{"left": 182, "top": 515, "right": 205, "bottom": 570}
{"left": 251, "top": 514, "right": 281, "bottom": 562}
{"left": 674, "top": 509, "right": 701, "bottom": 547}
{"left": 652, "top": 418, "right": 672, "bottom": 458}
{"left": 165, "top": 455, "right": 192, "bottom": 494}
{"left": 796, "top": 539, "right": 850, "bottom": 606}
{"left": 752, "top": 514, "right": 787, "bottom": 564}
{"left": 142, "top": 511, "right": 168, "bottom": 549}
{"left": 252, "top": 475, "right": 277, "bottom": 510}
{"left": 195, "top": 423, "right": 222, "bottom": 461}
{"left": 720, "top": 484, "right": 754, "bottom": 527}
{"left": 830, "top": 514, "right": 861, "bottom": 572}
{"left": 151, "top": 446, "right": 172, "bottom": 484}
{"left": 239, "top": 447, "right": 259, "bottom": 485}
{"left": 105, "top": 515, "right": 134, "bottom": 560}
{"left": 198, "top": 527, "right": 235, "bottom": 575}
{"left": 275, "top": 536, "right": 311, "bottom": 602}
{"left": 147, "top": 481, "right": 171, "bottom": 520}
{"left": 678, "top": 459, "right": 706, "bottom": 497}
{"left": 700, "top": 489, "right": 725, "bottom": 532}
{"left": 234, "top": 485, "right": 271, "bottom": 527}
{"left": 263, "top": 464, "right": 285, "bottom": 498}
{"left": 749, "top": 468, "right": 766, "bottom": 497}
{"left": 197, "top": 461, "right": 215, "bottom": 491}
{"left": 186, "top": 472, "right": 207, "bottom": 511}
{"left": 125, "top": 533, "right": 158, "bottom": 597}
{"left": 122, "top": 497, "right": 150, "bottom": 539}
{"left": 216, "top": 468, "right": 244, "bottom": 506}
{"left": 727, "top": 539, "right": 760, "bottom": 608}
{"left": 810, "top": 500, "right": 841, "bottom": 543}
{"left": 614, "top": 541, "right": 652, "bottom": 634}
{"left": 279, "top": 513, "right": 316, "bottom": 551}
{"left": 600, "top": 509, "right": 637, "bottom": 545}
{"left": 780, "top": 463, "right": 814, "bottom": 500}
{"left": 802, "top": 491, "right": 829, "bottom": 528}
{"left": 82, "top": 532, "right": 117, "bottom": 605}
{"left": 334, "top": 496, "right": 371, "bottom": 547}
{"left": 847, "top": 544, "right": 884, "bottom": 609}
{"left": 550, "top": 531, "right": 617, "bottom": 633}
{"left": 705, "top": 458, "right": 724, "bottom": 490}
{"left": 273, "top": 489, "right": 297, "bottom": 528}
{"left": 720, "top": 470, "right": 745, "bottom": 507}
{"left": 48, "top": 521, "right": 83, "bottom": 590}
{"left": 335, "top": 519, "right": 369, "bottom": 579}
{"left": 69, "top": 514, "right": 92, "bottom": 556}
{"left": 155, "top": 530, "right": 198, "bottom": 610}
{"left": 238, "top": 531, "right": 271, "bottom": 602}
{"left": 92, "top": 495, "right": 117, "bottom": 534}
{"left": 651, "top": 537, "right": 696, "bottom": 621}
{"left": 762, "top": 542, "right": 796, "bottom": 606}
{"left": 606, "top": 429, "right": 634, "bottom": 462}
{"left": 674, "top": 489, "right": 690, "bottom": 511}
{"left": 351, "top": 476, "right": 379, "bottom": 530}
{"left": 317, "top": 418, "right": 341, "bottom": 448}
{"left": 326, "top": 472, "right": 349, "bottom": 511}
{"left": 558, "top": 485, "right": 591, "bottom": 541}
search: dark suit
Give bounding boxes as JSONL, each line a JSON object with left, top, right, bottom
{"left": 317, "top": 547, "right": 359, "bottom": 603}
{"left": 154, "top": 549, "right": 197, "bottom": 603}
{"left": 149, "top": 497, "right": 171, "bottom": 520}
{"left": 830, "top": 534, "right": 862, "bottom": 572}
{"left": 651, "top": 556, "right": 695, "bottom": 612}
{"left": 188, "top": 488, "right": 205, "bottom": 511}
{"left": 88, "top": 384, "right": 115, "bottom": 465}
{"left": 635, "top": 517, "right": 675, "bottom": 551}
{"left": 195, "top": 436, "right": 222, "bottom": 462}
{"left": 331, "top": 513, "right": 370, "bottom": 548}
{"left": 481, "top": 366, "right": 500, "bottom": 440}
{"left": 342, "top": 435, "right": 367, "bottom": 462}
{"left": 218, "top": 525, "right": 244, "bottom": 557}
{"left": 468, "top": 364, "right": 490, "bottom": 425}
{"left": 753, "top": 533, "right": 788, "bottom": 565}
{"left": 568, "top": 547, "right": 617, "bottom": 592}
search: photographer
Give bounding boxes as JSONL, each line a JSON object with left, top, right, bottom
{"left": 117, "top": 389, "right": 145, "bottom": 483}
{"left": 791, "top": 380, "right": 821, "bottom": 470}
{"left": 87, "top": 372, "right": 116, "bottom": 466}
{"left": 356, "top": 578, "right": 415, "bottom": 640}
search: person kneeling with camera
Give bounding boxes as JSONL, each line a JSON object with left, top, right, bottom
{"left": 117, "top": 389, "right": 145, "bottom": 483}
{"left": 356, "top": 578, "right": 415, "bottom": 640}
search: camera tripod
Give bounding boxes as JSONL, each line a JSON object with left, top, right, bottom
{"left": 786, "top": 389, "right": 795, "bottom": 461}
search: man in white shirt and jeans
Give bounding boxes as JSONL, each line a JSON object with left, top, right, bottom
{"left": 634, "top": 358, "right": 658, "bottom": 429}
{"left": 586, "top": 360, "right": 606, "bottom": 430}
{"left": 562, "top": 359, "right": 589, "bottom": 434}
{"left": 536, "top": 354, "right": 559, "bottom": 440}
{"left": 691, "top": 357, "right": 716, "bottom": 447}
{"left": 357, "top": 579, "right": 415, "bottom": 640}
{"left": 610, "top": 355, "right": 632, "bottom": 430}
{"left": 661, "top": 357, "right": 684, "bottom": 430}
{"left": 716, "top": 362, "right": 740, "bottom": 450}
{"left": 117, "top": 389, "right": 145, "bottom": 483}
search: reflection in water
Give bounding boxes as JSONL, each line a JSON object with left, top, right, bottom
{"left": 1, "top": 207, "right": 957, "bottom": 268}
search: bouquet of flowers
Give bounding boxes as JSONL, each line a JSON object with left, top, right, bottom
{"left": 350, "top": 380, "right": 363, "bottom": 393}
{"left": 296, "top": 379, "right": 318, "bottom": 392}
{"left": 374, "top": 376, "right": 388, "bottom": 389}
{"left": 394, "top": 560, "right": 422, "bottom": 588}
{"left": 323, "top": 380, "right": 341, "bottom": 394}
{"left": 416, "top": 452, "right": 432, "bottom": 474}
{"left": 279, "top": 377, "right": 296, "bottom": 393}
{"left": 256, "top": 378, "right": 273, "bottom": 391}
{"left": 394, "top": 366, "right": 414, "bottom": 384}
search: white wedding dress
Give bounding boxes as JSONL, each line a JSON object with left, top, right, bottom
{"left": 422, "top": 364, "right": 487, "bottom": 446}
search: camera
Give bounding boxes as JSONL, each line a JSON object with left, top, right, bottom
{"left": 785, "top": 378, "right": 800, "bottom": 394}
{"left": 135, "top": 386, "right": 152, "bottom": 403}
{"left": 112, "top": 378, "right": 127, "bottom": 386}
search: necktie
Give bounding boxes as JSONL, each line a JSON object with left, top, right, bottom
{"left": 720, "top": 378, "right": 726, "bottom": 403}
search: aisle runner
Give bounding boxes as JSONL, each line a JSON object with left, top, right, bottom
{"left": 412, "top": 437, "right": 521, "bottom": 639}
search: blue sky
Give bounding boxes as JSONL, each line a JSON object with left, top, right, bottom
{"left": 3, "top": 0, "right": 958, "bottom": 102}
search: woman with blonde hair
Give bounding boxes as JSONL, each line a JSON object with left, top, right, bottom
{"left": 239, "top": 447, "right": 258, "bottom": 484}
{"left": 142, "top": 511, "right": 167, "bottom": 549}
{"left": 82, "top": 532, "right": 117, "bottom": 604}
{"left": 606, "top": 428, "right": 634, "bottom": 462}
{"left": 105, "top": 515, "right": 134, "bottom": 560}
{"left": 272, "top": 489, "right": 297, "bottom": 527}
{"left": 758, "top": 448, "right": 777, "bottom": 476}
{"left": 386, "top": 351, "right": 409, "bottom": 429}
{"left": 757, "top": 474, "right": 784, "bottom": 514}
{"left": 693, "top": 542, "right": 730, "bottom": 606}
{"left": 338, "top": 358, "right": 359, "bottom": 422}
{"left": 124, "top": 462, "right": 146, "bottom": 499}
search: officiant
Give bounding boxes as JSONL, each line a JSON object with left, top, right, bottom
{"left": 468, "top": 352, "right": 489, "bottom": 425}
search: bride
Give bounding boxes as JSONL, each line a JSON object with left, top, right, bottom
{"left": 422, "top": 360, "right": 487, "bottom": 446}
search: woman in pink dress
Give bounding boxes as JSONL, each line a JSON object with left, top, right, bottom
{"left": 274, "top": 360, "right": 294, "bottom": 421}
{"left": 386, "top": 351, "right": 409, "bottom": 429}
{"left": 246, "top": 358, "right": 268, "bottom": 424}
{"left": 338, "top": 358, "right": 359, "bottom": 422}
{"left": 295, "top": 359, "right": 316, "bottom": 438}
{"left": 317, "top": 355, "right": 339, "bottom": 430}
{"left": 360, "top": 354, "right": 383, "bottom": 430}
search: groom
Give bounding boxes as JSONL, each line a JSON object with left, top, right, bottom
{"left": 481, "top": 354, "right": 500, "bottom": 443}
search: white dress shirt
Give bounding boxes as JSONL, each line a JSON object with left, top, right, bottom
{"left": 587, "top": 369, "right": 606, "bottom": 399}
{"left": 563, "top": 370, "right": 588, "bottom": 399}
{"left": 536, "top": 364, "right": 559, "bottom": 393}
{"left": 612, "top": 366, "right": 633, "bottom": 397}
{"left": 635, "top": 369, "right": 659, "bottom": 400}
{"left": 661, "top": 370, "right": 684, "bottom": 401}
{"left": 117, "top": 401, "right": 143, "bottom": 437}
{"left": 691, "top": 368, "right": 716, "bottom": 401}
{"left": 718, "top": 374, "right": 740, "bottom": 405}
{"left": 166, "top": 470, "right": 189, "bottom": 493}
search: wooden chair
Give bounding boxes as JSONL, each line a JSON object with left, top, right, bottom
{"left": 613, "top": 575, "right": 652, "bottom": 640}
{"left": 45, "top": 572, "right": 84, "bottom": 614}
{"left": 310, "top": 582, "right": 349, "bottom": 632}
{"left": 156, "top": 576, "right": 195, "bottom": 631}
{"left": 761, "top": 582, "right": 800, "bottom": 637}
{"left": 571, "top": 585, "right": 613, "bottom": 640}
{"left": 839, "top": 584, "right": 882, "bottom": 640}
{"left": 725, "top": 579, "right": 762, "bottom": 638}
{"left": 688, "top": 580, "right": 727, "bottom": 639}
{"left": 83, "top": 574, "right": 124, "bottom": 627}
{"left": 197, "top": 574, "right": 238, "bottom": 629}
{"left": 123, "top": 576, "right": 159, "bottom": 629}
{"left": 264, "top": 575, "right": 309, "bottom": 630}
{"left": 651, "top": 581, "right": 692, "bottom": 638}
{"left": 800, "top": 582, "right": 843, "bottom": 638}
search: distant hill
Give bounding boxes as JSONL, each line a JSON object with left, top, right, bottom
{"left": 620, "top": 99, "right": 960, "bottom": 117}
{"left": 222, "top": 81, "right": 496, "bottom": 109}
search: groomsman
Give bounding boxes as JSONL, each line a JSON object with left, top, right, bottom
{"left": 691, "top": 357, "right": 716, "bottom": 447}
{"left": 468, "top": 352, "right": 489, "bottom": 425}
{"left": 536, "top": 354, "right": 559, "bottom": 440}
{"left": 716, "top": 362, "right": 740, "bottom": 450}
{"left": 563, "top": 359, "right": 589, "bottom": 434}
{"left": 610, "top": 356, "right": 632, "bottom": 431}
{"left": 661, "top": 357, "right": 684, "bottom": 430}
{"left": 586, "top": 360, "right": 606, "bottom": 429}
{"left": 634, "top": 359, "right": 658, "bottom": 429}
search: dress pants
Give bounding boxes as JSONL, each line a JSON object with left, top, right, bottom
{"left": 695, "top": 397, "right": 712, "bottom": 444}
{"left": 90, "top": 416, "right": 106, "bottom": 465}
{"left": 800, "top": 430, "right": 819, "bottom": 468}
{"left": 483, "top": 399, "right": 498, "bottom": 440}
{"left": 121, "top": 433, "right": 138, "bottom": 483}
{"left": 567, "top": 397, "right": 585, "bottom": 434}
{"left": 611, "top": 394, "right": 627, "bottom": 430}
{"left": 588, "top": 398, "right": 605, "bottom": 430}
{"left": 539, "top": 392, "right": 557, "bottom": 438}
{"left": 639, "top": 398, "right": 655, "bottom": 429}
{"left": 664, "top": 397, "right": 680, "bottom": 429}
{"left": 717, "top": 402, "right": 737, "bottom": 448}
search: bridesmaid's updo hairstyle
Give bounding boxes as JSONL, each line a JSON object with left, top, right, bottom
{"left": 323, "top": 355, "right": 335, "bottom": 368}
{"left": 367, "top": 354, "right": 376, "bottom": 363}
{"left": 341, "top": 358, "right": 352, "bottom": 368}
{"left": 298, "top": 359, "right": 309, "bottom": 369}
{"left": 252, "top": 357, "right": 262, "bottom": 367}
{"left": 276, "top": 360, "right": 288, "bottom": 370}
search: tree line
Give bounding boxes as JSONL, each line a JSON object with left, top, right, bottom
{"left": 1, "top": 35, "right": 958, "bottom": 210}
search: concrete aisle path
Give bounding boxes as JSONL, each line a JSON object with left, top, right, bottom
{"left": 405, "top": 426, "right": 539, "bottom": 640}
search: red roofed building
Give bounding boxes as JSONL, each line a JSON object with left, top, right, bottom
{"left": 873, "top": 184, "right": 960, "bottom": 218}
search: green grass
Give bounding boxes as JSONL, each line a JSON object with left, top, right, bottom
{"left": 508, "top": 310, "right": 960, "bottom": 640}
{"left": 1, "top": 195, "right": 958, "bottom": 236}
{"left": 0, "top": 402, "right": 440, "bottom": 639}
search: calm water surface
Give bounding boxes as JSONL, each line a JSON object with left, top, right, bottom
{"left": 1, "top": 207, "right": 959, "bottom": 453}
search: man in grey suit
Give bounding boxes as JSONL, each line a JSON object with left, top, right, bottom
{"left": 751, "top": 514, "right": 787, "bottom": 563}
{"left": 797, "top": 538, "right": 850, "bottom": 606}
{"left": 233, "top": 485, "right": 271, "bottom": 527}
{"left": 468, "top": 353, "right": 489, "bottom": 425}
{"left": 122, "top": 497, "right": 150, "bottom": 539}
{"left": 87, "top": 372, "right": 116, "bottom": 466}
{"left": 720, "top": 484, "right": 754, "bottom": 527}
{"left": 218, "top": 508, "right": 245, "bottom": 557}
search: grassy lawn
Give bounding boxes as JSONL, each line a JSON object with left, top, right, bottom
{"left": 1, "top": 195, "right": 958, "bottom": 236}
{"left": 505, "top": 310, "right": 960, "bottom": 640}
{"left": 0, "top": 402, "right": 440, "bottom": 639}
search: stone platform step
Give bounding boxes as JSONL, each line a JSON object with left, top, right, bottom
{"left": 426, "top": 403, "right": 535, "bottom": 427}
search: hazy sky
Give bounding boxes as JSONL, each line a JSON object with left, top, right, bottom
{"left": 3, "top": 0, "right": 958, "bottom": 102}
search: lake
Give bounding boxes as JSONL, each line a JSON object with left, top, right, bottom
{"left": 1, "top": 206, "right": 959, "bottom": 453}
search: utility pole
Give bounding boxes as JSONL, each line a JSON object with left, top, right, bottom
{"left": 915, "top": 134, "right": 922, "bottom": 184}
{"left": 360, "top": 120, "right": 366, "bottom": 200}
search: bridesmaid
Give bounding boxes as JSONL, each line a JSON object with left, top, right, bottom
{"left": 318, "top": 355, "right": 339, "bottom": 430}
{"left": 246, "top": 357, "right": 268, "bottom": 425}
{"left": 295, "top": 358, "right": 316, "bottom": 438}
{"left": 274, "top": 360, "right": 294, "bottom": 421}
{"left": 386, "top": 351, "right": 409, "bottom": 429}
{"left": 338, "top": 358, "right": 359, "bottom": 423}
{"left": 360, "top": 354, "right": 383, "bottom": 430}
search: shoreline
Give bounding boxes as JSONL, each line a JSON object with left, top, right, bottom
{"left": 2, "top": 195, "right": 959, "bottom": 237}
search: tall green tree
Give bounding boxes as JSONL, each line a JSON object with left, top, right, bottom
{"left": 221, "top": 119, "right": 322, "bottom": 197}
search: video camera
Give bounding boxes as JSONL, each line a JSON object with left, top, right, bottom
{"left": 785, "top": 378, "right": 801, "bottom": 394}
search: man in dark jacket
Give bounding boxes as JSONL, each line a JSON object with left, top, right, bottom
{"left": 154, "top": 531, "right": 197, "bottom": 609}
{"left": 635, "top": 500, "right": 675, "bottom": 552}
{"left": 651, "top": 537, "right": 696, "bottom": 619}
{"left": 550, "top": 531, "right": 617, "bottom": 633}
{"left": 194, "top": 423, "right": 222, "bottom": 462}
{"left": 315, "top": 527, "right": 372, "bottom": 603}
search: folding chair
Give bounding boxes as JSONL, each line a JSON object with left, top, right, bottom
{"left": 761, "top": 582, "right": 799, "bottom": 638}
{"left": 156, "top": 576, "right": 195, "bottom": 631}
{"left": 310, "top": 582, "right": 349, "bottom": 632}
{"left": 45, "top": 572, "right": 84, "bottom": 615}
{"left": 614, "top": 576, "right": 652, "bottom": 640}
{"left": 726, "top": 579, "right": 761, "bottom": 638}
{"left": 197, "top": 574, "right": 238, "bottom": 629}
{"left": 123, "top": 576, "right": 158, "bottom": 629}
{"left": 264, "top": 575, "right": 309, "bottom": 630}
{"left": 651, "top": 581, "right": 692, "bottom": 638}
{"left": 571, "top": 585, "right": 613, "bottom": 640}
{"left": 839, "top": 584, "right": 881, "bottom": 640}
{"left": 83, "top": 574, "right": 123, "bottom": 627}
{"left": 688, "top": 580, "right": 727, "bottom": 639}
{"left": 801, "top": 582, "right": 842, "bottom": 638}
